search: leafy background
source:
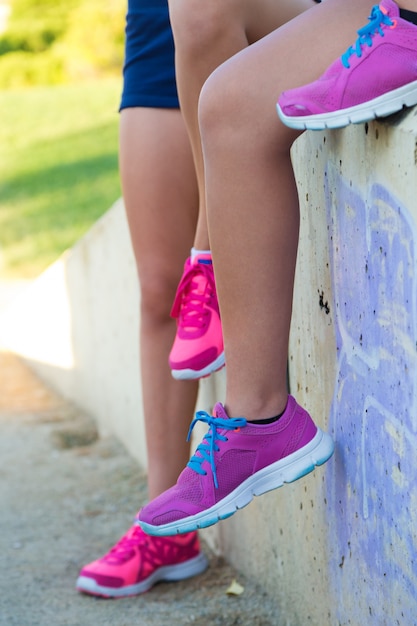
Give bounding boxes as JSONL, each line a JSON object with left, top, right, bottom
{"left": 0, "top": 0, "right": 125, "bottom": 277}
{"left": 0, "top": 0, "right": 125, "bottom": 87}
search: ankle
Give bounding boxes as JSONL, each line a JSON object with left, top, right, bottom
{"left": 397, "top": 2, "right": 417, "bottom": 11}
{"left": 225, "top": 393, "right": 289, "bottom": 421}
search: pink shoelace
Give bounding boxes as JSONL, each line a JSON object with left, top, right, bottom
{"left": 170, "top": 262, "right": 217, "bottom": 332}
{"left": 101, "top": 526, "right": 147, "bottom": 565}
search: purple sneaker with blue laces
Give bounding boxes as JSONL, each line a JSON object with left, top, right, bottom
{"left": 136, "top": 396, "right": 334, "bottom": 536}
{"left": 277, "top": 0, "right": 417, "bottom": 130}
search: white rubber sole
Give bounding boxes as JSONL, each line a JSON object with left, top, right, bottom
{"left": 139, "top": 428, "right": 334, "bottom": 537}
{"left": 76, "top": 552, "right": 208, "bottom": 598}
{"left": 277, "top": 79, "right": 417, "bottom": 130}
{"left": 171, "top": 352, "right": 225, "bottom": 380}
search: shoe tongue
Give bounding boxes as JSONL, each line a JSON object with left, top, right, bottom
{"left": 188, "top": 257, "right": 210, "bottom": 297}
{"left": 214, "top": 402, "right": 229, "bottom": 419}
{"left": 380, "top": 0, "right": 400, "bottom": 17}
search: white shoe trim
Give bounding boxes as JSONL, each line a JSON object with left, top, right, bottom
{"left": 277, "top": 79, "right": 417, "bottom": 130}
{"left": 171, "top": 352, "right": 225, "bottom": 380}
{"left": 76, "top": 552, "right": 208, "bottom": 598}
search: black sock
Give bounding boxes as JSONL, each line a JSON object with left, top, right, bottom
{"left": 247, "top": 408, "right": 286, "bottom": 425}
{"left": 399, "top": 8, "right": 417, "bottom": 25}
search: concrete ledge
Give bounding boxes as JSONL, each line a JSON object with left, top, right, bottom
{"left": 1, "top": 105, "right": 416, "bottom": 624}
{"left": 206, "top": 106, "right": 417, "bottom": 624}
{"left": 0, "top": 199, "right": 225, "bottom": 470}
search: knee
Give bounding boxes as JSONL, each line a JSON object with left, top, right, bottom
{"left": 168, "top": 0, "right": 235, "bottom": 57}
{"left": 139, "top": 271, "right": 178, "bottom": 327}
{"left": 198, "top": 62, "right": 241, "bottom": 148}
{"left": 199, "top": 59, "right": 297, "bottom": 159}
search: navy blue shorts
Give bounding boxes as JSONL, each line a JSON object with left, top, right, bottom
{"left": 120, "top": 0, "right": 179, "bottom": 110}
{"left": 120, "top": 0, "right": 322, "bottom": 111}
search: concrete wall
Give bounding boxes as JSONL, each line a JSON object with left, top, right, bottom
{"left": 297, "top": 107, "right": 417, "bottom": 625}
{"left": 218, "top": 106, "right": 417, "bottom": 625}
{"left": 1, "top": 105, "right": 416, "bottom": 624}
{"left": 0, "top": 200, "right": 226, "bottom": 467}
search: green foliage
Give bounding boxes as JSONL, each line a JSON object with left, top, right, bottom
{"left": 0, "top": 27, "right": 57, "bottom": 55}
{"left": 0, "top": 0, "right": 125, "bottom": 87}
{"left": 3, "top": 0, "right": 79, "bottom": 50}
{"left": 0, "top": 79, "right": 122, "bottom": 277}
{"left": 0, "top": 49, "right": 65, "bottom": 88}
{"left": 60, "top": 0, "right": 125, "bottom": 80}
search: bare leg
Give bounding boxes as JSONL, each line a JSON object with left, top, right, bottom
{"left": 136, "top": 0, "right": 417, "bottom": 537}
{"left": 199, "top": 0, "right": 377, "bottom": 420}
{"left": 120, "top": 107, "right": 199, "bottom": 498}
{"left": 168, "top": 0, "right": 316, "bottom": 250}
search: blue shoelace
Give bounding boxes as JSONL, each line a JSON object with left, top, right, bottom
{"left": 341, "top": 4, "right": 395, "bottom": 68}
{"left": 187, "top": 410, "right": 247, "bottom": 488}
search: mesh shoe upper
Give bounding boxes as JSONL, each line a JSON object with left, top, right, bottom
{"left": 169, "top": 254, "right": 224, "bottom": 378}
{"left": 137, "top": 396, "right": 332, "bottom": 533}
{"left": 278, "top": 0, "right": 417, "bottom": 119}
{"left": 76, "top": 525, "right": 203, "bottom": 595}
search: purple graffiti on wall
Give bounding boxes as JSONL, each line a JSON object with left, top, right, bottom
{"left": 324, "top": 165, "right": 417, "bottom": 623}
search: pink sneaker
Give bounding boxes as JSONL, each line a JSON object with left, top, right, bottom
{"left": 76, "top": 526, "right": 208, "bottom": 597}
{"left": 136, "top": 396, "right": 334, "bottom": 536}
{"left": 169, "top": 254, "right": 224, "bottom": 380}
{"left": 277, "top": 0, "right": 417, "bottom": 130}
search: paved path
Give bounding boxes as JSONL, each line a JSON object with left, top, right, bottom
{"left": 0, "top": 349, "right": 279, "bottom": 626}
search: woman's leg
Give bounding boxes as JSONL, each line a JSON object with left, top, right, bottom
{"left": 201, "top": 0, "right": 376, "bottom": 420}
{"left": 76, "top": 1, "right": 210, "bottom": 597}
{"left": 77, "top": 106, "right": 208, "bottom": 596}
{"left": 168, "top": 0, "right": 318, "bottom": 250}
{"left": 167, "top": 0, "right": 320, "bottom": 381}
{"left": 120, "top": 106, "right": 199, "bottom": 498}
{"left": 136, "top": 0, "right": 386, "bottom": 537}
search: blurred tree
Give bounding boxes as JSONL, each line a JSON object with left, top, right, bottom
{"left": 0, "top": 0, "right": 125, "bottom": 87}
{"left": 60, "top": 0, "right": 125, "bottom": 80}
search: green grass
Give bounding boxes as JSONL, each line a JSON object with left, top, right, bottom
{"left": 0, "top": 78, "right": 122, "bottom": 278}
